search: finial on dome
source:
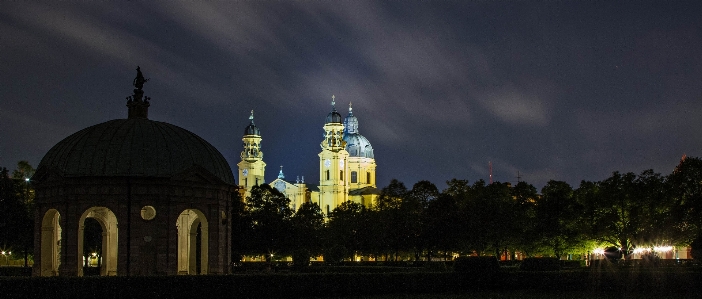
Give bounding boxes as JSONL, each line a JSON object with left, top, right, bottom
{"left": 332, "top": 95, "right": 336, "bottom": 108}
{"left": 133, "top": 66, "right": 149, "bottom": 90}
{"left": 249, "top": 110, "right": 254, "bottom": 121}
{"left": 349, "top": 102, "right": 353, "bottom": 113}
{"left": 278, "top": 165, "right": 285, "bottom": 179}
{"left": 126, "top": 66, "right": 150, "bottom": 119}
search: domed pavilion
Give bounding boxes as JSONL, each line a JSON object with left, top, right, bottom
{"left": 32, "top": 67, "right": 236, "bottom": 276}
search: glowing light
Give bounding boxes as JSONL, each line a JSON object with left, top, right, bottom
{"left": 593, "top": 248, "right": 605, "bottom": 255}
{"left": 25, "top": 178, "right": 29, "bottom": 182}
{"left": 654, "top": 246, "right": 673, "bottom": 252}
{"left": 633, "top": 247, "right": 651, "bottom": 254}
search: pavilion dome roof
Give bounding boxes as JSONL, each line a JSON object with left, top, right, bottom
{"left": 36, "top": 118, "right": 235, "bottom": 185}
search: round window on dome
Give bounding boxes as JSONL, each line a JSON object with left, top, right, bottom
{"left": 141, "top": 206, "right": 156, "bottom": 220}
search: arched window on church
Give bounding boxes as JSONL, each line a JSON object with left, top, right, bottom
{"left": 367, "top": 172, "right": 371, "bottom": 184}
{"left": 326, "top": 205, "right": 330, "bottom": 215}
{"left": 351, "top": 171, "right": 357, "bottom": 183}
{"left": 326, "top": 170, "right": 330, "bottom": 181}
{"left": 340, "top": 170, "right": 344, "bottom": 181}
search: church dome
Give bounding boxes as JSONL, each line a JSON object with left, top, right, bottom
{"left": 343, "top": 133, "right": 374, "bottom": 158}
{"left": 343, "top": 104, "right": 374, "bottom": 158}
{"left": 36, "top": 118, "right": 235, "bottom": 185}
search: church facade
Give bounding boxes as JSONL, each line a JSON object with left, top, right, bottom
{"left": 237, "top": 97, "right": 379, "bottom": 214}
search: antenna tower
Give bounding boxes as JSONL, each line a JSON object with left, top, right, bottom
{"left": 489, "top": 161, "right": 493, "bottom": 184}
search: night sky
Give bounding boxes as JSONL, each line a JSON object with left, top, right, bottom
{"left": 1, "top": 2, "right": 701, "bottom": 191}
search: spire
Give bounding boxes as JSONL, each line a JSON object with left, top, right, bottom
{"left": 126, "top": 66, "right": 150, "bottom": 119}
{"left": 278, "top": 165, "right": 285, "bottom": 179}
{"left": 249, "top": 110, "right": 255, "bottom": 123}
{"left": 348, "top": 102, "right": 353, "bottom": 115}
{"left": 331, "top": 95, "right": 336, "bottom": 110}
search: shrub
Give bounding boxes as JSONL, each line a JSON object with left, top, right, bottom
{"left": 291, "top": 249, "right": 311, "bottom": 269}
{"left": 453, "top": 256, "right": 499, "bottom": 273}
{"left": 323, "top": 245, "right": 347, "bottom": 264}
{"left": 691, "top": 235, "right": 702, "bottom": 260}
{"left": 519, "top": 257, "right": 561, "bottom": 271}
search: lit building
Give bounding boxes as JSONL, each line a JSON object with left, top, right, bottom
{"left": 238, "top": 96, "right": 379, "bottom": 214}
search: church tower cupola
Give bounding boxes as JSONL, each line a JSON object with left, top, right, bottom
{"left": 126, "top": 66, "right": 150, "bottom": 119}
{"left": 325, "top": 95, "right": 343, "bottom": 124}
{"left": 321, "top": 96, "right": 346, "bottom": 151}
{"left": 344, "top": 102, "right": 359, "bottom": 134}
{"left": 244, "top": 110, "right": 261, "bottom": 136}
{"left": 241, "top": 110, "right": 263, "bottom": 161}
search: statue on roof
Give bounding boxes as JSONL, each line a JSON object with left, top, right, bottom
{"left": 133, "top": 66, "right": 149, "bottom": 90}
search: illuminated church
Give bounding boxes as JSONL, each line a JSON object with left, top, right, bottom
{"left": 237, "top": 96, "right": 379, "bottom": 214}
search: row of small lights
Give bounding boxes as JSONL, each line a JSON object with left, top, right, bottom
{"left": 593, "top": 246, "right": 674, "bottom": 255}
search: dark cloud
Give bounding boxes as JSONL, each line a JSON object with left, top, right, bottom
{"left": 1, "top": 1, "right": 701, "bottom": 190}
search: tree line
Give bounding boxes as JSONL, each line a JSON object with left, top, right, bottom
{"left": 0, "top": 161, "right": 35, "bottom": 266}
{"left": 4, "top": 157, "right": 702, "bottom": 265}
{"left": 232, "top": 157, "right": 702, "bottom": 263}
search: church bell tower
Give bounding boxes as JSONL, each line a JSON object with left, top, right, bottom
{"left": 238, "top": 110, "right": 266, "bottom": 197}
{"left": 318, "top": 96, "right": 349, "bottom": 214}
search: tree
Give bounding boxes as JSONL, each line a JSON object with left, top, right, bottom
{"left": 460, "top": 180, "right": 515, "bottom": 256}
{"left": 511, "top": 181, "right": 542, "bottom": 257}
{"left": 423, "top": 193, "right": 460, "bottom": 260}
{"left": 667, "top": 156, "right": 702, "bottom": 244}
{"left": 325, "top": 201, "right": 368, "bottom": 261}
{"left": 0, "top": 162, "right": 36, "bottom": 267}
{"left": 375, "top": 179, "right": 416, "bottom": 260}
{"left": 244, "top": 184, "right": 293, "bottom": 261}
{"left": 12, "top": 160, "right": 35, "bottom": 181}
{"left": 588, "top": 171, "right": 674, "bottom": 259}
{"left": 537, "top": 180, "right": 588, "bottom": 259}
{"left": 230, "top": 190, "right": 248, "bottom": 263}
{"left": 376, "top": 179, "right": 407, "bottom": 210}
{"left": 290, "top": 202, "right": 325, "bottom": 265}
{"left": 408, "top": 180, "right": 439, "bottom": 208}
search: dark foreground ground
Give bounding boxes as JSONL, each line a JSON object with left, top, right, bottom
{"left": 1, "top": 267, "right": 702, "bottom": 299}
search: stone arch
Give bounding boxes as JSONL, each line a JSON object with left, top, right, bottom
{"left": 176, "top": 209, "right": 209, "bottom": 275}
{"left": 40, "top": 209, "right": 61, "bottom": 276}
{"left": 77, "top": 207, "right": 118, "bottom": 276}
